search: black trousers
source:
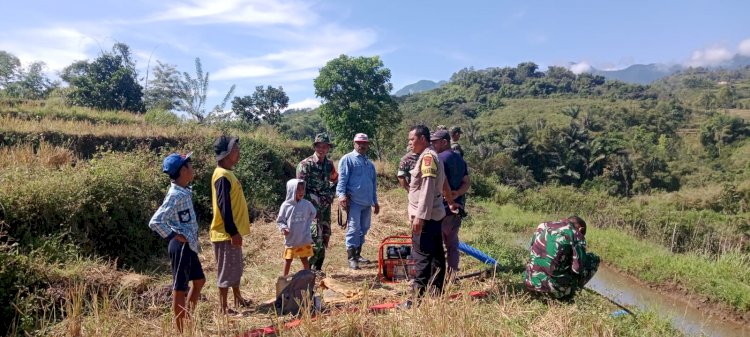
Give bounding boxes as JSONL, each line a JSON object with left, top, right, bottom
{"left": 411, "top": 218, "right": 446, "bottom": 296}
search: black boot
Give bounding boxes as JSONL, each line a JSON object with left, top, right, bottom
{"left": 314, "top": 257, "right": 324, "bottom": 271}
{"left": 347, "top": 248, "right": 359, "bottom": 270}
{"left": 355, "top": 246, "right": 370, "bottom": 264}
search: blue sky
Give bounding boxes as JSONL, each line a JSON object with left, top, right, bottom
{"left": 1, "top": 0, "right": 749, "bottom": 110}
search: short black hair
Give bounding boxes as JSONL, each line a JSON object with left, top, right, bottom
{"left": 410, "top": 124, "right": 430, "bottom": 140}
{"left": 168, "top": 158, "right": 191, "bottom": 180}
{"left": 568, "top": 215, "right": 586, "bottom": 234}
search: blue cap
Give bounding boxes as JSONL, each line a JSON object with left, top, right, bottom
{"left": 162, "top": 152, "right": 192, "bottom": 177}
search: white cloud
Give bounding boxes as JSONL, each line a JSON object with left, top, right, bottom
{"left": 0, "top": 27, "right": 99, "bottom": 71}
{"left": 284, "top": 98, "right": 321, "bottom": 111}
{"left": 212, "top": 24, "right": 377, "bottom": 81}
{"left": 213, "top": 64, "right": 279, "bottom": 79}
{"left": 738, "top": 38, "right": 750, "bottom": 56}
{"left": 686, "top": 46, "right": 734, "bottom": 67}
{"left": 569, "top": 62, "right": 592, "bottom": 74}
{"left": 148, "top": 0, "right": 314, "bottom": 27}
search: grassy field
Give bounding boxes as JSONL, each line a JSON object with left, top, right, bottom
{"left": 18, "top": 189, "right": 682, "bottom": 337}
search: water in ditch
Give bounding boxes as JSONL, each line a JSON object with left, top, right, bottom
{"left": 587, "top": 264, "right": 749, "bottom": 337}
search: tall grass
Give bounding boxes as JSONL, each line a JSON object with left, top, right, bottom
{"left": 0, "top": 98, "right": 143, "bottom": 125}
{"left": 589, "top": 228, "right": 750, "bottom": 312}
{"left": 516, "top": 185, "right": 749, "bottom": 255}
{"left": 0, "top": 141, "right": 76, "bottom": 169}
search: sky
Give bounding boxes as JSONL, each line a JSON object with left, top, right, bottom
{"left": 1, "top": 0, "right": 749, "bottom": 111}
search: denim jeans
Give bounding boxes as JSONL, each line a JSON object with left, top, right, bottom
{"left": 345, "top": 203, "right": 372, "bottom": 248}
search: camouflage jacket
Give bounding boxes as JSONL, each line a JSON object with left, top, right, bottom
{"left": 397, "top": 151, "right": 419, "bottom": 182}
{"left": 451, "top": 141, "right": 464, "bottom": 157}
{"left": 296, "top": 153, "right": 338, "bottom": 212}
{"left": 524, "top": 220, "right": 590, "bottom": 297}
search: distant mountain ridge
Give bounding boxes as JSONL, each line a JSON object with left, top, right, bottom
{"left": 591, "top": 64, "right": 682, "bottom": 85}
{"left": 395, "top": 55, "right": 750, "bottom": 93}
{"left": 394, "top": 80, "right": 446, "bottom": 96}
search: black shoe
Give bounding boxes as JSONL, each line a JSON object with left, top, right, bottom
{"left": 349, "top": 259, "right": 359, "bottom": 270}
{"left": 347, "top": 248, "right": 360, "bottom": 270}
{"left": 355, "top": 247, "right": 370, "bottom": 264}
{"left": 396, "top": 299, "right": 413, "bottom": 310}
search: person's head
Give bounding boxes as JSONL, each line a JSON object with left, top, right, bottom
{"left": 295, "top": 181, "right": 305, "bottom": 201}
{"left": 567, "top": 215, "right": 587, "bottom": 236}
{"left": 162, "top": 152, "right": 194, "bottom": 186}
{"left": 430, "top": 129, "right": 451, "bottom": 153}
{"left": 214, "top": 136, "right": 240, "bottom": 169}
{"left": 352, "top": 133, "right": 370, "bottom": 155}
{"left": 313, "top": 133, "right": 333, "bottom": 158}
{"left": 450, "top": 126, "right": 462, "bottom": 142}
{"left": 408, "top": 125, "right": 431, "bottom": 154}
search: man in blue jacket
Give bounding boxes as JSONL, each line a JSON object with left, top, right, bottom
{"left": 337, "top": 133, "right": 380, "bottom": 270}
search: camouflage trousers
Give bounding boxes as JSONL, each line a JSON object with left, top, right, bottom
{"left": 558, "top": 253, "right": 600, "bottom": 299}
{"left": 309, "top": 208, "right": 332, "bottom": 270}
{"left": 525, "top": 253, "right": 600, "bottom": 299}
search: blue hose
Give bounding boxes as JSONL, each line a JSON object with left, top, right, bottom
{"left": 458, "top": 241, "right": 498, "bottom": 266}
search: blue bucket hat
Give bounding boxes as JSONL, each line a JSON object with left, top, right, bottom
{"left": 162, "top": 152, "right": 193, "bottom": 177}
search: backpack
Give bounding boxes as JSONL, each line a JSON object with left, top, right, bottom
{"left": 274, "top": 269, "right": 316, "bottom": 315}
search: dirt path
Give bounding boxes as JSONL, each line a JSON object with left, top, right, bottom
{"left": 192, "top": 189, "right": 415, "bottom": 331}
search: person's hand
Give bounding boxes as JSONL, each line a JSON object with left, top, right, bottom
{"left": 411, "top": 217, "right": 424, "bottom": 234}
{"left": 449, "top": 203, "right": 461, "bottom": 214}
{"left": 230, "top": 233, "right": 243, "bottom": 247}
{"left": 338, "top": 196, "right": 348, "bottom": 209}
{"left": 281, "top": 228, "right": 290, "bottom": 236}
{"left": 373, "top": 203, "right": 380, "bottom": 215}
{"left": 175, "top": 234, "right": 187, "bottom": 243}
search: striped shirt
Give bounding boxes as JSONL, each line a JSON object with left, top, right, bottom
{"left": 149, "top": 183, "right": 200, "bottom": 253}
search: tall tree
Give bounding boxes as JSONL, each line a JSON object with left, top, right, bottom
{"left": 231, "top": 85, "right": 289, "bottom": 125}
{"left": 313, "top": 55, "right": 399, "bottom": 153}
{"left": 177, "top": 57, "right": 235, "bottom": 122}
{"left": 0, "top": 51, "right": 21, "bottom": 89}
{"left": 60, "top": 43, "right": 145, "bottom": 112}
{"left": 2, "top": 61, "right": 56, "bottom": 99}
{"left": 143, "top": 61, "right": 182, "bottom": 111}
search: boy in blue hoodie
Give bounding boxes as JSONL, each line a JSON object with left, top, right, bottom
{"left": 277, "top": 179, "right": 317, "bottom": 276}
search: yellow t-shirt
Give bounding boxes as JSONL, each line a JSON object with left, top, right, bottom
{"left": 210, "top": 167, "right": 251, "bottom": 242}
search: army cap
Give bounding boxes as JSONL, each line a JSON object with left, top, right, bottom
{"left": 313, "top": 133, "right": 334, "bottom": 147}
{"left": 450, "top": 126, "right": 463, "bottom": 134}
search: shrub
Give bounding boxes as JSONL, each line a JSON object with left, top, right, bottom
{"left": 144, "top": 109, "right": 182, "bottom": 126}
{"left": 0, "top": 238, "right": 49, "bottom": 335}
{"left": 0, "top": 150, "right": 167, "bottom": 268}
{"left": 232, "top": 138, "right": 296, "bottom": 210}
{"left": 468, "top": 174, "right": 497, "bottom": 200}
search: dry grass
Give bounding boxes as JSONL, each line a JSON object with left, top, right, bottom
{"left": 0, "top": 141, "right": 77, "bottom": 169}
{"left": 32, "top": 189, "right": 678, "bottom": 337}
{"left": 726, "top": 108, "right": 750, "bottom": 121}
{"left": 0, "top": 114, "right": 308, "bottom": 155}
{"left": 0, "top": 115, "right": 209, "bottom": 139}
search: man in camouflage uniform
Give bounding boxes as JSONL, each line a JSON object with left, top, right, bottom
{"left": 296, "top": 133, "right": 338, "bottom": 271}
{"left": 397, "top": 145, "right": 419, "bottom": 191}
{"left": 523, "top": 216, "right": 600, "bottom": 299}
{"left": 449, "top": 126, "right": 464, "bottom": 157}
